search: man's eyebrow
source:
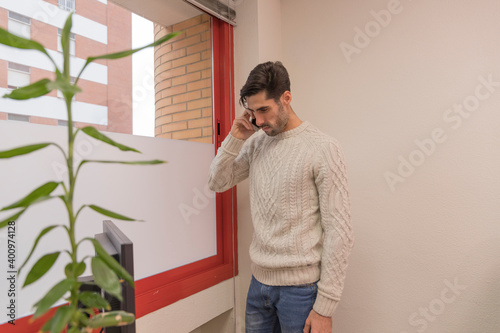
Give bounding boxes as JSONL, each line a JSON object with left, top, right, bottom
{"left": 247, "top": 106, "right": 269, "bottom": 112}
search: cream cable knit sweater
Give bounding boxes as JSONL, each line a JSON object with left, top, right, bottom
{"left": 208, "top": 121, "right": 353, "bottom": 317}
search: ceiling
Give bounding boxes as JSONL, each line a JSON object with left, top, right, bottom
{"left": 111, "top": 0, "right": 202, "bottom": 27}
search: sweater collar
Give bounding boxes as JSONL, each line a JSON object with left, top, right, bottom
{"left": 270, "top": 121, "right": 310, "bottom": 140}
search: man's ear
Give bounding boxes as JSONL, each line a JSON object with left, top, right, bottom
{"left": 281, "top": 91, "right": 292, "bottom": 106}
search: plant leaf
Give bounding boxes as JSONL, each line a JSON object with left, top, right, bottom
{"left": 77, "top": 31, "right": 182, "bottom": 81}
{"left": 0, "top": 209, "right": 26, "bottom": 229}
{"left": 34, "top": 279, "right": 73, "bottom": 318}
{"left": 3, "top": 78, "right": 53, "bottom": 100}
{"left": 79, "top": 291, "right": 111, "bottom": 310}
{"left": 0, "top": 143, "right": 52, "bottom": 159}
{"left": 1, "top": 181, "right": 59, "bottom": 211}
{"left": 64, "top": 261, "right": 86, "bottom": 279}
{"left": 49, "top": 305, "right": 73, "bottom": 333}
{"left": 0, "top": 26, "right": 50, "bottom": 55}
{"left": 24, "top": 252, "right": 60, "bottom": 287}
{"left": 40, "top": 316, "right": 53, "bottom": 332}
{"left": 60, "top": 13, "right": 72, "bottom": 73}
{"left": 47, "top": 75, "right": 82, "bottom": 96}
{"left": 88, "top": 204, "right": 140, "bottom": 222}
{"left": 88, "top": 238, "right": 134, "bottom": 287}
{"left": 18, "top": 225, "right": 60, "bottom": 274}
{"left": 67, "top": 327, "right": 80, "bottom": 333}
{"left": 87, "top": 311, "right": 135, "bottom": 328}
{"left": 81, "top": 127, "right": 141, "bottom": 153}
{"left": 81, "top": 159, "right": 166, "bottom": 166}
{"left": 91, "top": 32, "right": 182, "bottom": 61}
{"left": 91, "top": 256, "right": 122, "bottom": 301}
{"left": 77, "top": 309, "right": 91, "bottom": 326}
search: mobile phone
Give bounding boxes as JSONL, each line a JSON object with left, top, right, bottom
{"left": 251, "top": 117, "right": 260, "bottom": 131}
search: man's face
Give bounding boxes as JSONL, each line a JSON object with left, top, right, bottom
{"left": 246, "top": 91, "right": 289, "bottom": 137}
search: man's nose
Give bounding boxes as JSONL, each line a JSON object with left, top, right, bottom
{"left": 254, "top": 114, "right": 265, "bottom": 126}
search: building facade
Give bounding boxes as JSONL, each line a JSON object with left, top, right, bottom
{"left": 0, "top": 0, "right": 132, "bottom": 134}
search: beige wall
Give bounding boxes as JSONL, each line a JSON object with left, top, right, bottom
{"left": 279, "top": 0, "right": 500, "bottom": 332}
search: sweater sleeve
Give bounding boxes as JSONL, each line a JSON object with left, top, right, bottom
{"left": 313, "top": 140, "right": 354, "bottom": 317}
{"left": 208, "top": 133, "right": 250, "bottom": 193}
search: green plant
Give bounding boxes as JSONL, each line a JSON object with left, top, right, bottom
{"left": 0, "top": 13, "right": 179, "bottom": 332}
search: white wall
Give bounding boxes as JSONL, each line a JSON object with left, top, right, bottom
{"left": 278, "top": 0, "right": 500, "bottom": 332}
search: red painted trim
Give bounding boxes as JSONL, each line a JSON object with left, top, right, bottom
{"left": 134, "top": 17, "right": 237, "bottom": 318}
{"left": 0, "top": 17, "right": 237, "bottom": 332}
{"left": 0, "top": 306, "right": 100, "bottom": 333}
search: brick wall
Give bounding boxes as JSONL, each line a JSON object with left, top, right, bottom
{"left": 154, "top": 14, "right": 213, "bottom": 143}
{"left": 76, "top": 0, "right": 107, "bottom": 26}
{"left": 0, "top": 8, "right": 7, "bottom": 30}
{"left": 31, "top": 18, "right": 57, "bottom": 50}
{"left": 0, "top": 59, "right": 6, "bottom": 88}
{"left": 106, "top": 2, "right": 132, "bottom": 134}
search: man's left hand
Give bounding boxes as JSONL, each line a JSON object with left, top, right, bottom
{"left": 303, "top": 310, "right": 332, "bottom": 333}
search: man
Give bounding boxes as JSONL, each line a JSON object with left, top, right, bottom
{"left": 208, "top": 61, "right": 353, "bottom": 333}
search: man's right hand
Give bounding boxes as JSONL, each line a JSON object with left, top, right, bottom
{"left": 230, "top": 109, "right": 257, "bottom": 140}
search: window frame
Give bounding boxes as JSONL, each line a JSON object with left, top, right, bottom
{"left": 58, "top": 0, "right": 76, "bottom": 12}
{"left": 134, "top": 16, "right": 237, "bottom": 318}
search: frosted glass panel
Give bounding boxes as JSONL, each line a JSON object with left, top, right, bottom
{"left": 0, "top": 120, "right": 216, "bottom": 318}
{"left": 0, "top": 2, "right": 233, "bottom": 330}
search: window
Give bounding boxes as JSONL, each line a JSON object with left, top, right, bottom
{"left": 8, "top": 113, "right": 30, "bottom": 122}
{"left": 134, "top": 16, "right": 237, "bottom": 317}
{"left": 57, "top": 28, "right": 76, "bottom": 56}
{"left": 8, "top": 11, "right": 31, "bottom": 39}
{"left": 0, "top": 1, "right": 237, "bottom": 330}
{"left": 58, "top": 0, "right": 75, "bottom": 12}
{"left": 7, "top": 62, "right": 30, "bottom": 90}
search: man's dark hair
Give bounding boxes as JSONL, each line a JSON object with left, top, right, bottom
{"left": 239, "top": 61, "right": 291, "bottom": 107}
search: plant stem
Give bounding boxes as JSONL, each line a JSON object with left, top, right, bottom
{"left": 65, "top": 94, "right": 80, "bottom": 328}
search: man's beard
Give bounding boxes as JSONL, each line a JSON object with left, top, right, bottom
{"left": 263, "top": 103, "right": 289, "bottom": 136}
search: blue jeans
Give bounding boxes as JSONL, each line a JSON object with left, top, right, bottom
{"left": 245, "top": 276, "right": 318, "bottom": 333}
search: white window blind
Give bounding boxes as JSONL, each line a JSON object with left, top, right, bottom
{"left": 8, "top": 11, "right": 31, "bottom": 39}
{"left": 8, "top": 63, "right": 30, "bottom": 89}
